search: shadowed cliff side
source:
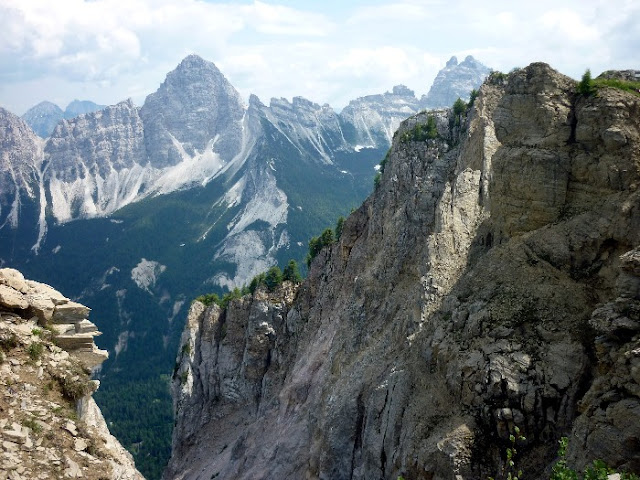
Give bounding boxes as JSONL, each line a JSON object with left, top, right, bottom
{"left": 166, "top": 63, "right": 640, "bottom": 480}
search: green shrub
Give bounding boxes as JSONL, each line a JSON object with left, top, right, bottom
{"left": 195, "top": 293, "right": 220, "bottom": 307}
{"left": 453, "top": 97, "right": 467, "bottom": 116}
{"left": 335, "top": 216, "right": 345, "bottom": 241}
{"left": 307, "top": 227, "right": 336, "bottom": 266}
{"left": 27, "top": 342, "right": 44, "bottom": 361}
{"left": 0, "top": 332, "right": 18, "bottom": 351}
{"left": 468, "top": 89, "right": 479, "bottom": 108}
{"left": 60, "top": 374, "right": 94, "bottom": 400}
{"left": 400, "top": 116, "right": 438, "bottom": 143}
{"left": 22, "top": 417, "right": 43, "bottom": 434}
{"left": 593, "top": 77, "right": 640, "bottom": 96}
{"left": 550, "top": 437, "right": 639, "bottom": 480}
{"left": 282, "top": 260, "right": 302, "bottom": 284}
{"left": 264, "top": 266, "right": 283, "bottom": 292}
{"left": 249, "top": 272, "right": 266, "bottom": 294}
{"left": 577, "top": 69, "right": 596, "bottom": 96}
{"left": 373, "top": 172, "right": 381, "bottom": 188}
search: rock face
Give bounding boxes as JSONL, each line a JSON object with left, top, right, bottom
{"left": 340, "top": 85, "right": 424, "bottom": 148}
{"left": 422, "top": 55, "right": 490, "bottom": 109}
{"left": 0, "top": 267, "right": 143, "bottom": 479}
{"left": 44, "top": 99, "right": 147, "bottom": 221}
{"left": 167, "top": 63, "right": 640, "bottom": 479}
{"left": 0, "top": 108, "right": 44, "bottom": 242}
{"left": 140, "top": 54, "right": 245, "bottom": 169}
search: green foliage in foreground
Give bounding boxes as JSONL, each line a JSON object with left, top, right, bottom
{"left": 469, "top": 89, "right": 479, "bottom": 108}
{"left": 283, "top": 259, "right": 302, "bottom": 283}
{"left": 399, "top": 115, "right": 438, "bottom": 143}
{"left": 453, "top": 97, "right": 467, "bottom": 116}
{"left": 550, "top": 437, "right": 639, "bottom": 480}
{"left": 593, "top": 77, "right": 640, "bottom": 96}
{"left": 577, "top": 69, "right": 596, "bottom": 96}
{"left": 578, "top": 68, "right": 640, "bottom": 97}
{"left": 306, "top": 213, "right": 348, "bottom": 265}
{"left": 194, "top": 259, "right": 304, "bottom": 310}
{"left": 307, "top": 227, "right": 335, "bottom": 266}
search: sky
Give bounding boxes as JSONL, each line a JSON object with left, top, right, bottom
{"left": 0, "top": 0, "right": 638, "bottom": 115}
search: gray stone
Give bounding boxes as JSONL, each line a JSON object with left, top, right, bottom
{"left": 0, "top": 285, "right": 28, "bottom": 310}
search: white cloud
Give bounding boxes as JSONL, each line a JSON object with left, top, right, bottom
{"left": 0, "top": 0, "right": 638, "bottom": 115}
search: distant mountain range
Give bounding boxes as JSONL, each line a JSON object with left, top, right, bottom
{"left": 0, "top": 53, "right": 490, "bottom": 478}
{"left": 21, "top": 100, "right": 106, "bottom": 138}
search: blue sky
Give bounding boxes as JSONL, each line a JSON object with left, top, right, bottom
{"left": 1, "top": 0, "right": 638, "bottom": 115}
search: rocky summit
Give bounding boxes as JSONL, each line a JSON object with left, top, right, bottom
{"left": 422, "top": 55, "right": 491, "bottom": 109}
{"left": 167, "top": 63, "right": 640, "bottom": 479}
{"left": 0, "top": 268, "right": 143, "bottom": 480}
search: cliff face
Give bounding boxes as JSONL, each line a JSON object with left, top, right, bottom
{"left": 0, "top": 268, "right": 144, "bottom": 479}
{"left": 171, "top": 63, "right": 639, "bottom": 479}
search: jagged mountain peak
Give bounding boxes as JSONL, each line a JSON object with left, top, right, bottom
{"left": 63, "top": 99, "right": 106, "bottom": 119}
{"left": 22, "top": 99, "right": 105, "bottom": 138}
{"left": 422, "top": 54, "right": 491, "bottom": 108}
{"left": 140, "top": 54, "right": 246, "bottom": 169}
{"left": 390, "top": 84, "right": 415, "bottom": 97}
{"left": 176, "top": 53, "right": 215, "bottom": 69}
{"left": 21, "top": 101, "right": 64, "bottom": 138}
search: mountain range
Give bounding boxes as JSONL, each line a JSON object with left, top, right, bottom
{"left": 0, "top": 53, "right": 489, "bottom": 478}
{"left": 21, "top": 100, "right": 106, "bottom": 138}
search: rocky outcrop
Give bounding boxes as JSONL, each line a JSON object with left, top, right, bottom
{"left": 422, "top": 55, "right": 490, "bottom": 109}
{"left": 0, "top": 107, "right": 43, "bottom": 236}
{"left": 167, "top": 63, "right": 640, "bottom": 479}
{"left": 0, "top": 268, "right": 143, "bottom": 479}
{"left": 44, "top": 99, "right": 147, "bottom": 221}
{"left": 340, "top": 85, "right": 424, "bottom": 149}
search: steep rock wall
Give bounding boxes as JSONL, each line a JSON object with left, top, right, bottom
{"left": 168, "top": 63, "right": 640, "bottom": 480}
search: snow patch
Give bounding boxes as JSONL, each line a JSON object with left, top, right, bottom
{"left": 130, "top": 259, "right": 166, "bottom": 293}
{"left": 168, "top": 300, "right": 185, "bottom": 325}
{"left": 226, "top": 169, "right": 288, "bottom": 237}
{"left": 114, "top": 330, "right": 131, "bottom": 357}
{"left": 212, "top": 230, "right": 272, "bottom": 290}
{"left": 150, "top": 136, "right": 225, "bottom": 195}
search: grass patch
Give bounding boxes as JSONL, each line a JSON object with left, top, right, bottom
{"left": 27, "top": 342, "right": 44, "bottom": 361}
{"left": 593, "top": 77, "right": 640, "bottom": 96}
{"left": 0, "top": 332, "right": 18, "bottom": 351}
{"left": 22, "top": 417, "right": 43, "bottom": 434}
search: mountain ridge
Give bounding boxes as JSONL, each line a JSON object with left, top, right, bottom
{"left": 0, "top": 53, "right": 491, "bottom": 479}
{"left": 167, "top": 63, "right": 640, "bottom": 479}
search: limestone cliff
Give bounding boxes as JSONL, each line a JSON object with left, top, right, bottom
{"left": 0, "top": 268, "right": 144, "bottom": 479}
{"left": 167, "top": 63, "right": 640, "bottom": 479}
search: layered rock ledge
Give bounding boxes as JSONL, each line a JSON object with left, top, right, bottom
{"left": 0, "top": 268, "right": 143, "bottom": 479}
